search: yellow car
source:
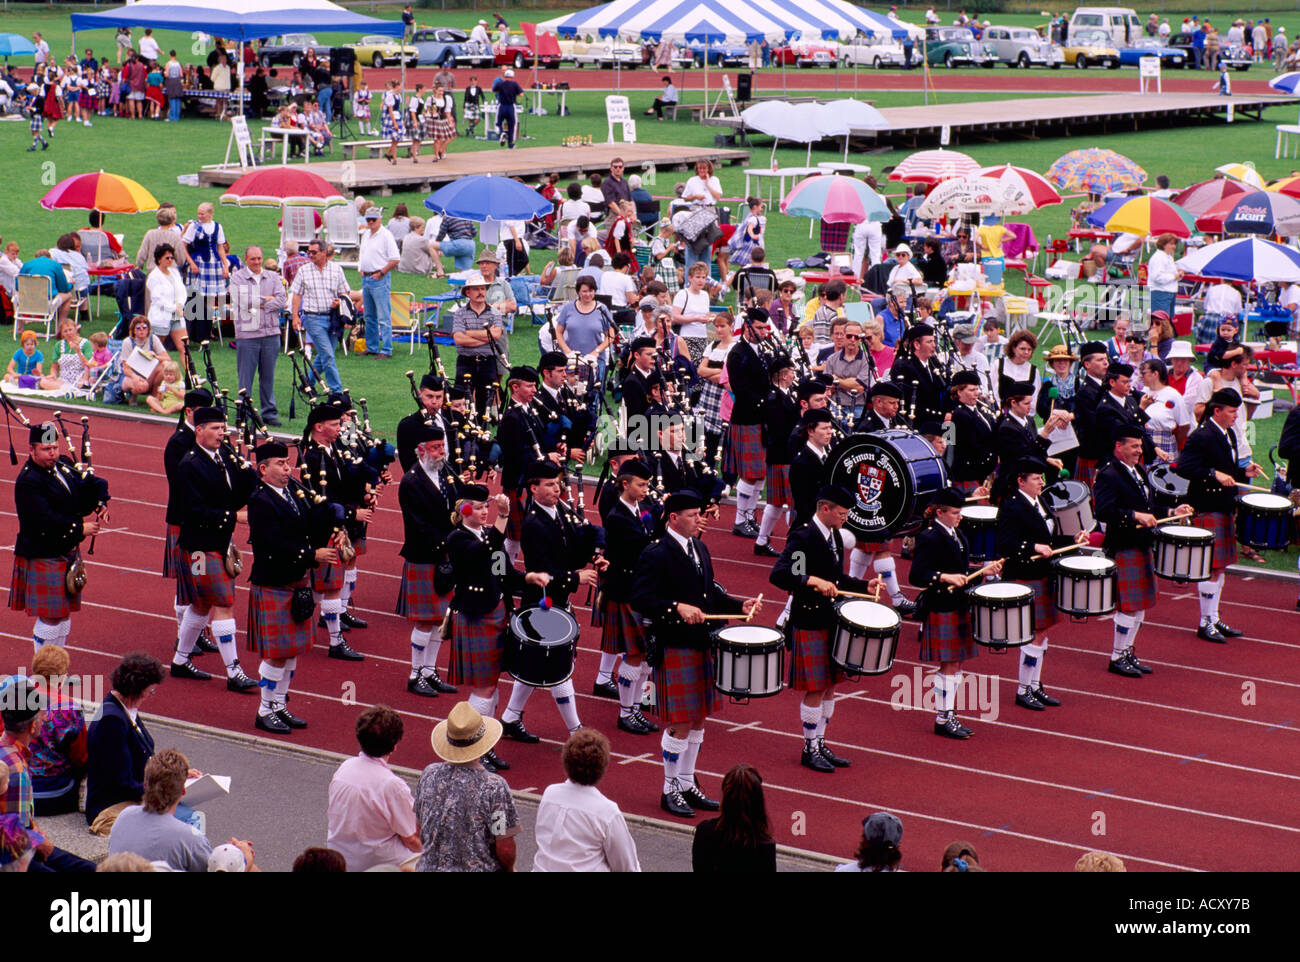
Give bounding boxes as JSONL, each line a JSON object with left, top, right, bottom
{"left": 346, "top": 35, "right": 419, "bottom": 68}
{"left": 1063, "top": 29, "right": 1120, "bottom": 69}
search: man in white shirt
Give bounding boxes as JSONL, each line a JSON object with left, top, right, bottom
{"left": 533, "top": 729, "right": 640, "bottom": 872}
{"left": 598, "top": 251, "right": 639, "bottom": 309}
{"left": 1158, "top": 19, "right": 1171, "bottom": 38}
{"left": 359, "top": 207, "right": 400, "bottom": 357}
{"left": 950, "top": 323, "right": 992, "bottom": 389}
{"left": 470, "top": 19, "right": 491, "bottom": 46}
{"left": 138, "top": 28, "right": 161, "bottom": 63}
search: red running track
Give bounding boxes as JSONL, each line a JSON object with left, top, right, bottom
{"left": 3, "top": 409, "right": 1299, "bottom": 871}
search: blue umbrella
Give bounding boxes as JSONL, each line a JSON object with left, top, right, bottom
{"left": 0, "top": 34, "right": 35, "bottom": 59}
{"left": 424, "top": 175, "right": 551, "bottom": 222}
{"left": 1176, "top": 237, "right": 1300, "bottom": 283}
{"left": 1268, "top": 72, "right": 1300, "bottom": 94}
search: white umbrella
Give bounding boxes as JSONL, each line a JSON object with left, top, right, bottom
{"left": 1175, "top": 236, "right": 1300, "bottom": 283}
{"left": 741, "top": 100, "right": 825, "bottom": 166}
{"left": 918, "top": 175, "right": 1041, "bottom": 220}
{"left": 815, "top": 100, "right": 889, "bottom": 162}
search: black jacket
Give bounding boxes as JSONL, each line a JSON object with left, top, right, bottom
{"left": 1278, "top": 405, "right": 1300, "bottom": 465}
{"left": 175, "top": 446, "right": 257, "bottom": 553}
{"left": 520, "top": 501, "right": 602, "bottom": 608}
{"left": 535, "top": 382, "right": 590, "bottom": 452}
{"left": 621, "top": 366, "right": 658, "bottom": 421}
{"left": 601, "top": 498, "right": 655, "bottom": 603}
{"left": 725, "top": 340, "right": 769, "bottom": 425}
{"left": 888, "top": 355, "right": 946, "bottom": 425}
{"left": 1095, "top": 391, "right": 1155, "bottom": 464}
{"left": 497, "top": 401, "right": 551, "bottom": 491}
{"left": 13, "top": 457, "right": 96, "bottom": 559}
{"left": 163, "top": 422, "right": 197, "bottom": 525}
{"left": 1073, "top": 375, "right": 1107, "bottom": 461}
{"left": 854, "top": 408, "right": 902, "bottom": 435}
{"left": 788, "top": 442, "right": 831, "bottom": 528}
{"left": 1175, "top": 421, "right": 1246, "bottom": 514}
{"left": 770, "top": 521, "right": 873, "bottom": 630}
{"left": 949, "top": 403, "right": 998, "bottom": 483}
{"left": 630, "top": 534, "right": 743, "bottom": 650}
{"left": 909, "top": 522, "right": 972, "bottom": 614}
{"left": 994, "top": 491, "right": 1072, "bottom": 581}
{"left": 1094, "top": 459, "right": 1158, "bottom": 553}
{"left": 246, "top": 480, "right": 321, "bottom": 587}
{"left": 762, "top": 388, "right": 799, "bottom": 466}
{"left": 398, "top": 461, "right": 460, "bottom": 564}
{"left": 445, "top": 524, "right": 523, "bottom": 618}
{"left": 992, "top": 413, "right": 1051, "bottom": 498}
{"left": 85, "top": 693, "right": 154, "bottom": 824}
{"left": 300, "top": 439, "right": 378, "bottom": 542}
{"left": 645, "top": 449, "right": 706, "bottom": 497}
{"left": 395, "top": 407, "right": 452, "bottom": 474}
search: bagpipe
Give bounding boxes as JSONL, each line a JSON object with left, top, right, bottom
{"left": 285, "top": 348, "right": 328, "bottom": 422}
{"left": 199, "top": 340, "right": 226, "bottom": 416}
{"left": 51, "top": 411, "right": 111, "bottom": 560}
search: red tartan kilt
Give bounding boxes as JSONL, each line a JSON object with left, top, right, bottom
{"left": 448, "top": 608, "right": 505, "bottom": 688}
{"left": 1074, "top": 458, "right": 1098, "bottom": 491}
{"left": 352, "top": 537, "right": 367, "bottom": 557}
{"left": 919, "top": 608, "right": 977, "bottom": 663}
{"left": 1024, "top": 577, "right": 1058, "bottom": 631}
{"left": 396, "top": 562, "right": 451, "bottom": 622}
{"left": 1112, "top": 548, "right": 1157, "bottom": 613}
{"left": 175, "top": 551, "right": 236, "bottom": 608}
{"left": 765, "top": 463, "right": 792, "bottom": 506}
{"left": 247, "top": 583, "right": 314, "bottom": 659}
{"left": 599, "top": 598, "right": 645, "bottom": 655}
{"left": 312, "top": 561, "right": 345, "bottom": 594}
{"left": 951, "top": 479, "right": 982, "bottom": 496}
{"left": 161, "top": 524, "right": 184, "bottom": 577}
{"left": 790, "top": 627, "right": 843, "bottom": 691}
{"left": 1204, "top": 511, "right": 1237, "bottom": 571}
{"left": 9, "top": 556, "right": 79, "bottom": 619}
{"left": 725, "top": 423, "right": 765, "bottom": 481}
{"left": 507, "top": 489, "right": 525, "bottom": 542}
{"left": 653, "top": 646, "right": 717, "bottom": 724}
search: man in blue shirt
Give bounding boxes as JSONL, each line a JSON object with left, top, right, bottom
{"left": 18, "top": 249, "right": 74, "bottom": 326}
{"left": 491, "top": 66, "right": 523, "bottom": 149}
{"left": 1192, "top": 24, "right": 1206, "bottom": 69}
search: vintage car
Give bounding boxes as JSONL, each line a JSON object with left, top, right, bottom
{"left": 1116, "top": 37, "right": 1187, "bottom": 67}
{"left": 924, "top": 26, "right": 996, "bottom": 67}
{"left": 840, "top": 37, "right": 908, "bottom": 68}
{"left": 770, "top": 39, "right": 842, "bottom": 67}
{"left": 686, "top": 40, "right": 750, "bottom": 67}
{"left": 493, "top": 33, "right": 561, "bottom": 69}
{"left": 1167, "top": 32, "right": 1252, "bottom": 70}
{"left": 981, "top": 25, "right": 1064, "bottom": 67}
{"left": 345, "top": 35, "right": 419, "bottom": 68}
{"left": 1062, "top": 29, "right": 1121, "bottom": 68}
{"left": 558, "top": 37, "right": 643, "bottom": 67}
{"left": 409, "top": 28, "right": 494, "bottom": 67}
{"left": 258, "top": 34, "right": 323, "bottom": 68}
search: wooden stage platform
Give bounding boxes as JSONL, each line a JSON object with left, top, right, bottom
{"left": 198, "top": 142, "right": 750, "bottom": 195}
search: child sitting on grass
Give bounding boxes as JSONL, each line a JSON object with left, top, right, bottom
{"left": 147, "top": 359, "right": 185, "bottom": 414}
{"left": 79, "top": 331, "right": 112, "bottom": 389}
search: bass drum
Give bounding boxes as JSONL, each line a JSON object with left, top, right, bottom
{"left": 828, "top": 429, "right": 948, "bottom": 539}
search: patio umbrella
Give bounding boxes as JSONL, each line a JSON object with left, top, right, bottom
{"left": 1086, "top": 195, "right": 1196, "bottom": 237}
{"left": 816, "top": 100, "right": 890, "bottom": 163}
{"left": 1205, "top": 189, "right": 1300, "bottom": 236}
{"left": 1046, "top": 148, "right": 1146, "bottom": 194}
{"left": 780, "top": 174, "right": 890, "bottom": 223}
{"left": 888, "top": 148, "right": 979, "bottom": 186}
{"left": 917, "top": 175, "right": 1038, "bottom": 220}
{"left": 1214, "top": 162, "right": 1265, "bottom": 189}
{"left": 740, "top": 100, "right": 825, "bottom": 166}
{"left": 1172, "top": 178, "right": 1248, "bottom": 217}
{"left": 1268, "top": 72, "right": 1300, "bottom": 93}
{"left": 218, "top": 166, "right": 346, "bottom": 209}
{"left": 0, "top": 34, "right": 35, "bottom": 59}
{"left": 1175, "top": 236, "right": 1300, "bottom": 283}
{"left": 424, "top": 174, "right": 551, "bottom": 222}
{"left": 975, "top": 165, "right": 1062, "bottom": 209}
{"left": 39, "top": 170, "right": 158, "bottom": 214}
{"left": 1266, "top": 175, "right": 1300, "bottom": 199}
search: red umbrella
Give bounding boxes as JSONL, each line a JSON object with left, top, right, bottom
{"left": 218, "top": 166, "right": 346, "bottom": 209}
{"left": 975, "top": 165, "right": 1062, "bottom": 210}
{"left": 1172, "top": 179, "right": 1248, "bottom": 218}
{"left": 888, "top": 149, "right": 979, "bottom": 187}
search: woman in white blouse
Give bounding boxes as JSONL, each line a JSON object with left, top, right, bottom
{"left": 120, "top": 315, "right": 171, "bottom": 400}
{"left": 992, "top": 329, "right": 1041, "bottom": 411}
{"left": 671, "top": 261, "right": 714, "bottom": 365}
{"left": 145, "top": 243, "right": 188, "bottom": 356}
{"left": 1146, "top": 232, "right": 1181, "bottom": 320}
{"left": 1138, "top": 357, "right": 1187, "bottom": 460}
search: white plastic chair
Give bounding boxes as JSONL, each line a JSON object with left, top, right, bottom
{"left": 14, "top": 274, "right": 59, "bottom": 340}
{"left": 279, "top": 206, "right": 319, "bottom": 265}
{"left": 323, "top": 202, "right": 361, "bottom": 268}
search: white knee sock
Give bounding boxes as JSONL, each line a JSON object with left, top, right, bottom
{"left": 617, "top": 660, "right": 641, "bottom": 716}
{"left": 174, "top": 609, "right": 210, "bottom": 663}
{"left": 934, "top": 673, "right": 956, "bottom": 722}
{"left": 502, "top": 680, "right": 534, "bottom": 722}
{"left": 275, "top": 657, "right": 295, "bottom": 701}
{"left": 425, "top": 624, "right": 443, "bottom": 671}
{"left": 799, "top": 701, "right": 821, "bottom": 743}
{"left": 175, "top": 603, "right": 187, "bottom": 630}
{"left": 1129, "top": 611, "right": 1145, "bottom": 658}
{"left": 211, "top": 618, "right": 238, "bottom": 675}
{"left": 410, "top": 627, "right": 432, "bottom": 675}
{"left": 638, "top": 662, "right": 654, "bottom": 707}
{"left": 322, "top": 598, "right": 344, "bottom": 647}
{"left": 820, "top": 698, "right": 835, "bottom": 740}
{"left": 551, "top": 679, "right": 581, "bottom": 733}
{"left": 736, "top": 480, "right": 759, "bottom": 522}
{"left": 757, "top": 502, "right": 782, "bottom": 545}
{"left": 849, "top": 547, "right": 871, "bottom": 580}
{"left": 1198, "top": 573, "right": 1224, "bottom": 625}
{"left": 661, "top": 731, "right": 687, "bottom": 793}
{"left": 873, "top": 556, "right": 905, "bottom": 605}
{"left": 342, "top": 568, "right": 357, "bottom": 608}
{"left": 33, "top": 619, "right": 62, "bottom": 651}
{"left": 467, "top": 693, "right": 493, "bottom": 718}
{"left": 679, "top": 729, "right": 704, "bottom": 786}
{"left": 257, "top": 662, "right": 283, "bottom": 715}
{"left": 1112, "top": 612, "right": 1138, "bottom": 659}
{"left": 597, "top": 652, "right": 618, "bottom": 685}
{"left": 54, "top": 619, "right": 71, "bottom": 647}
{"left": 776, "top": 595, "right": 793, "bottom": 628}
{"left": 1020, "top": 643, "right": 1045, "bottom": 693}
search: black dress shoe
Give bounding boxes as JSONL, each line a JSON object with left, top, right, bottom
{"left": 661, "top": 789, "right": 695, "bottom": 818}
{"left": 319, "top": 615, "right": 350, "bottom": 633}
{"left": 817, "top": 739, "right": 851, "bottom": 767}
{"left": 482, "top": 748, "right": 509, "bottom": 772}
{"left": 893, "top": 597, "right": 918, "bottom": 618}
{"left": 753, "top": 542, "right": 778, "bottom": 557}
{"left": 194, "top": 630, "right": 219, "bottom": 654}
{"left": 408, "top": 673, "right": 440, "bottom": 697}
{"left": 1108, "top": 657, "right": 1143, "bottom": 677}
{"left": 226, "top": 663, "right": 260, "bottom": 693}
{"left": 731, "top": 521, "right": 759, "bottom": 539}
{"left": 934, "top": 716, "right": 972, "bottom": 739}
{"left": 1033, "top": 684, "right": 1062, "bottom": 706}
{"left": 1016, "top": 688, "right": 1046, "bottom": 711}
{"left": 502, "top": 717, "right": 540, "bottom": 743}
{"left": 1196, "top": 623, "right": 1228, "bottom": 644}
{"left": 955, "top": 719, "right": 974, "bottom": 737}
{"left": 1214, "top": 620, "right": 1242, "bottom": 638}
{"left": 170, "top": 659, "right": 212, "bottom": 681}
{"left": 340, "top": 610, "right": 368, "bottom": 629}
{"left": 591, "top": 679, "right": 619, "bottom": 699}
{"left": 617, "top": 712, "right": 652, "bottom": 735}
{"left": 1123, "top": 651, "right": 1153, "bottom": 675}
{"left": 276, "top": 706, "right": 308, "bottom": 729}
{"left": 632, "top": 708, "right": 659, "bottom": 732}
{"left": 802, "top": 743, "right": 835, "bottom": 772}
{"left": 255, "top": 711, "right": 291, "bottom": 734}
{"left": 681, "top": 781, "right": 719, "bottom": 811}
{"left": 328, "top": 640, "right": 365, "bottom": 661}
{"left": 424, "top": 669, "right": 457, "bottom": 694}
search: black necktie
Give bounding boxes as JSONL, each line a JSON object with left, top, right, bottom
{"left": 1129, "top": 465, "right": 1147, "bottom": 499}
{"left": 827, "top": 531, "right": 839, "bottom": 564}
{"left": 686, "top": 538, "right": 702, "bottom": 573}
{"left": 1226, "top": 428, "right": 1239, "bottom": 460}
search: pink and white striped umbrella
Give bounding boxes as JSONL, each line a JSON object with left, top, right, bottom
{"left": 975, "top": 164, "right": 1062, "bottom": 209}
{"left": 887, "top": 149, "right": 979, "bottom": 186}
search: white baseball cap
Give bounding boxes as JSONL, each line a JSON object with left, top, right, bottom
{"left": 504, "top": 68, "right": 515, "bottom": 77}
{"left": 207, "top": 844, "right": 247, "bottom": 873}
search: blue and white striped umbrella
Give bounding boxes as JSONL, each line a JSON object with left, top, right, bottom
{"left": 1175, "top": 236, "right": 1300, "bottom": 283}
{"left": 1268, "top": 72, "right": 1300, "bottom": 94}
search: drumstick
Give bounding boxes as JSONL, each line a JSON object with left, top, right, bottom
{"left": 1047, "top": 542, "right": 1084, "bottom": 557}
{"left": 1234, "top": 482, "right": 1272, "bottom": 491}
{"left": 1153, "top": 510, "right": 1195, "bottom": 525}
{"left": 965, "top": 558, "right": 1005, "bottom": 581}
{"left": 964, "top": 494, "right": 989, "bottom": 502}
{"left": 746, "top": 594, "right": 763, "bottom": 622}
{"left": 835, "top": 589, "right": 878, "bottom": 600}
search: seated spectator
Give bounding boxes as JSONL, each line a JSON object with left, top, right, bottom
{"left": 95, "top": 851, "right": 156, "bottom": 872}
{"left": 579, "top": 236, "right": 608, "bottom": 273}
{"left": 1075, "top": 850, "right": 1126, "bottom": 872}
{"left": 280, "top": 240, "right": 309, "bottom": 286}
{"left": 86, "top": 651, "right": 163, "bottom": 830}
{"left": 398, "top": 217, "right": 434, "bottom": 276}
{"left": 146, "top": 359, "right": 185, "bottom": 415}
{"left": 538, "top": 244, "right": 574, "bottom": 289}
{"left": 387, "top": 203, "right": 412, "bottom": 244}
{"left": 567, "top": 215, "right": 598, "bottom": 260}
{"left": 918, "top": 237, "right": 948, "bottom": 287}
{"left": 431, "top": 214, "right": 477, "bottom": 275}
{"left": 5, "top": 329, "right": 44, "bottom": 386}
{"left": 17, "top": 249, "right": 74, "bottom": 327}
{"left": 0, "top": 240, "right": 21, "bottom": 298}
{"left": 327, "top": 705, "right": 421, "bottom": 872}
{"left": 581, "top": 171, "right": 606, "bottom": 209}
{"left": 119, "top": 315, "right": 170, "bottom": 403}
{"left": 0, "top": 808, "right": 41, "bottom": 874}
{"left": 730, "top": 247, "right": 777, "bottom": 306}
{"left": 108, "top": 748, "right": 215, "bottom": 872}
{"left": 134, "top": 203, "right": 183, "bottom": 272}
{"left": 533, "top": 729, "right": 639, "bottom": 872}
{"left": 598, "top": 251, "right": 640, "bottom": 311}
{"left": 628, "top": 174, "right": 658, "bottom": 229}
{"left": 42, "top": 317, "right": 94, "bottom": 393}
{"left": 835, "top": 811, "right": 904, "bottom": 872}
{"left": 293, "top": 846, "right": 348, "bottom": 872}
{"left": 692, "top": 763, "right": 776, "bottom": 873}
{"left": 78, "top": 210, "right": 123, "bottom": 265}
{"left": 27, "top": 646, "right": 88, "bottom": 816}
{"left": 940, "top": 840, "right": 984, "bottom": 872}
{"left": 50, "top": 233, "right": 91, "bottom": 301}
{"left": 558, "top": 181, "right": 591, "bottom": 223}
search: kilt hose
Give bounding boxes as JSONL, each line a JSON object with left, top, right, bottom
{"left": 653, "top": 645, "right": 717, "bottom": 724}
{"left": 764, "top": 463, "right": 792, "bottom": 507}
{"left": 161, "top": 524, "right": 183, "bottom": 577}
{"left": 725, "top": 423, "right": 765, "bottom": 481}
{"left": 790, "top": 627, "right": 843, "bottom": 691}
{"left": 919, "top": 608, "right": 978, "bottom": 664}
{"left": 1202, "top": 511, "right": 1236, "bottom": 571}
{"left": 1024, "top": 576, "right": 1058, "bottom": 632}
{"left": 507, "top": 489, "right": 526, "bottom": 543}
{"left": 9, "top": 555, "right": 80, "bottom": 619}
{"left": 1112, "top": 548, "right": 1157, "bottom": 613}
{"left": 247, "top": 582, "right": 314, "bottom": 659}
{"left": 311, "top": 560, "right": 345, "bottom": 594}
{"left": 1074, "top": 458, "right": 1098, "bottom": 491}
{"left": 396, "top": 562, "right": 451, "bottom": 622}
{"left": 447, "top": 607, "right": 505, "bottom": 688}
{"left": 174, "top": 551, "right": 235, "bottom": 608}
{"left": 599, "top": 597, "right": 646, "bottom": 656}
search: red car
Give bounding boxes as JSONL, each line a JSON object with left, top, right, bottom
{"left": 770, "top": 39, "right": 840, "bottom": 67}
{"left": 493, "top": 32, "right": 561, "bottom": 68}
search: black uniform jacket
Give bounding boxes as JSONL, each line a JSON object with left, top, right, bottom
{"left": 770, "top": 521, "right": 873, "bottom": 630}
{"left": 630, "top": 534, "right": 743, "bottom": 650}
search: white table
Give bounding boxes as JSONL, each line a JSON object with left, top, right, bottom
{"left": 743, "top": 168, "right": 785, "bottom": 206}
{"left": 744, "top": 166, "right": 824, "bottom": 206}
{"left": 528, "top": 87, "right": 567, "bottom": 116}
{"left": 818, "top": 161, "right": 872, "bottom": 176}
{"left": 259, "top": 127, "right": 309, "bottom": 164}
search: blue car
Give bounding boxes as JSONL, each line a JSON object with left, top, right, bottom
{"left": 1116, "top": 38, "right": 1187, "bottom": 68}
{"left": 410, "top": 27, "right": 494, "bottom": 68}
{"left": 687, "top": 40, "right": 748, "bottom": 66}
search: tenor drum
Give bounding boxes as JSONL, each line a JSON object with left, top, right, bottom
{"left": 505, "top": 607, "right": 580, "bottom": 687}
{"left": 959, "top": 505, "right": 998, "bottom": 563}
{"left": 828, "top": 429, "right": 948, "bottom": 539}
{"left": 1152, "top": 525, "right": 1214, "bottom": 582}
{"left": 1053, "top": 555, "right": 1116, "bottom": 617}
{"left": 1148, "top": 462, "right": 1189, "bottom": 515}
{"left": 830, "top": 599, "right": 901, "bottom": 676}
{"left": 1236, "top": 493, "right": 1295, "bottom": 551}
{"left": 967, "top": 583, "right": 1035, "bottom": 649}
{"left": 1042, "top": 480, "right": 1095, "bottom": 536}
{"left": 712, "top": 626, "right": 785, "bottom": 698}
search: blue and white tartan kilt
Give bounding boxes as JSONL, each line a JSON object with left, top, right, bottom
{"left": 447, "top": 607, "right": 505, "bottom": 688}
{"left": 725, "top": 423, "right": 765, "bottom": 481}
{"left": 311, "top": 560, "right": 345, "bottom": 594}
{"left": 599, "top": 597, "right": 646, "bottom": 655}
{"left": 765, "top": 463, "right": 792, "bottom": 506}
{"left": 247, "top": 582, "right": 313, "bottom": 659}
{"left": 1074, "top": 457, "right": 1098, "bottom": 491}
{"left": 1203, "top": 511, "right": 1236, "bottom": 571}
{"left": 1195, "top": 312, "right": 1230, "bottom": 345}
{"left": 697, "top": 382, "right": 725, "bottom": 435}
{"left": 507, "top": 489, "right": 526, "bottom": 542}
{"left": 653, "top": 645, "right": 717, "bottom": 724}
{"left": 791, "top": 627, "right": 843, "bottom": 691}
{"left": 28, "top": 113, "right": 42, "bottom": 133}
{"left": 161, "top": 523, "right": 184, "bottom": 578}
{"left": 9, "top": 555, "right": 80, "bottom": 619}
{"left": 396, "top": 562, "right": 451, "bottom": 622}
{"left": 189, "top": 256, "right": 227, "bottom": 298}
{"left": 175, "top": 551, "right": 236, "bottom": 608}
{"left": 919, "top": 608, "right": 977, "bottom": 663}
{"left": 1147, "top": 425, "right": 1177, "bottom": 460}
{"left": 1025, "top": 576, "right": 1058, "bottom": 631}
{"left": 1112, "top": 548, "right": 1157, "bottom": 614}
{"left": 381, "top": 112, "right": 405, "bottom": 140}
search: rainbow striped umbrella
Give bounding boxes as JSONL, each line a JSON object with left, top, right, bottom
{"left": 781, "top": 174, "right": 890, "bottom": 224}
{"left": 39, "top": 170, "right": 159, "bottom": 214}
{"left": 1046, "top": 148, "right": 1146, "bottom": 194}
{"left": 1086, "top": 195, "right": 1196, "bottom": 237}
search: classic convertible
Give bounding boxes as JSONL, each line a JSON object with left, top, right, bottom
{"left": 408, "top": 27, "right": 494, "bottom": 67}
{"left": 345, "top": 35, "right": 419, "bottom": 68}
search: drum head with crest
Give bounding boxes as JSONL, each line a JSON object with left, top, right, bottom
{"left": 827, "top": 429, "right": 948, "bottom": 539}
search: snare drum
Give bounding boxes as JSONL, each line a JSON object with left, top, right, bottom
{"left": 1148, "top": 462, "right": 1189, "bottom": 515}
{"left": 1053, "top": 555, "right": 1116, "bottom": 617}
{"left": 1236, "top": 492, "right": 1295, "bottom": 551}
{"left": 967, "top": 582, "right": 1035, "bottom": 648}
{"left": 830, "top": 599, "right": 901, "bottom": 676}
{"left": 1152, "top": 525, "right": 1214, "bottom": 582}
{"left": 1042, "top": 480, "right": 1095, "bottom": 537}
{"left": 712, "top": 626, "right": 785, "bottom": 698}
{"left": 959, "top": 505, "right": 999, "bottom": 564}
{"left": 504, "top": 606, "right": 580, "bottom": 687}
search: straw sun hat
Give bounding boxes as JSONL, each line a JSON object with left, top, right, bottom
{"left": 431, "top": 701, "right": 503, "bottom": 763}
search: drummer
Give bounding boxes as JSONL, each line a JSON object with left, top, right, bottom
{"left": 769, "top": 485, "right": 881, "bottom": 775}
{"left": 1094, "top": 425, "right": 1194, "bottom": 677}
{"left": 909, "top": 487, "right": 1003, "bottom": 740}
{"left": 994, "top": 457, "right": 1090, "bottom": 711}
{"left": 1175, "top": 388, "right": 1262, "bottom": 643}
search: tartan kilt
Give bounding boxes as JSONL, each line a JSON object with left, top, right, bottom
{"left": 9, "top": 556, "right": 80, "bottom": 619}
{"left": 311, "top": 560, "right": 345, "bottom": 594}
{"left": 599, "top": 598, "right": 645, "bottom": 656}
{"left": 952, "top": 479, "right": 982, "bottom": 496}
{"left": 396, "top": 562, "right": 451, "bottom": 622}
{"left": 725, "top": 423, "right": 765, "bottom": 481}
{"left": 507, "top": 489, "right": 526, "bottom": 542}
{"left": 29, "top": 112, "right": 43, "bottom": 133}
{"left": 1025, "top": 576, "right": 1057, "bottom": 631}
{"left": 790, "top": 627, "right": 843, "bottom": 691}
{"left": 1195, "top": 312, "right": 1229, "bottom": 345}
{"left": 381, "top": 113, "right": 405, "bottom": 139}
{"left": 247, "top": 583, "right": 314, "bottom": 659}
{"left": 1112, "top": 548, "right": 1157, "bottom": 614}
{"left": 919, "top": 608, "right": 977, "bottom": 663}
{"left": 447, "top": 608, "right": 505, "bottom": 688}
{"left": 1074, "top": 458, "right": 1098, "bottom": 491}
{"left": 174, "top": 551, "right": 236, "bottom": 608}
{"left": 161, "top": 523, "right": 184, "bottom": 578}
{"left": 430, "top": 114, "right": 457, "bottom": 140}
{"left": 1203, "top": 511, "right": 1237, "bottom": 571}
{"left": 189, "top": 256, "right": 227, "bottom": 298}
{"left": 352, "top": 537, "right": 368, "bottom": 557}
{"left": 653, "top": 645, "right": 717, "bottom": 724}
{"left": 765, "top": 463, "right": 792, "bottom": 506}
